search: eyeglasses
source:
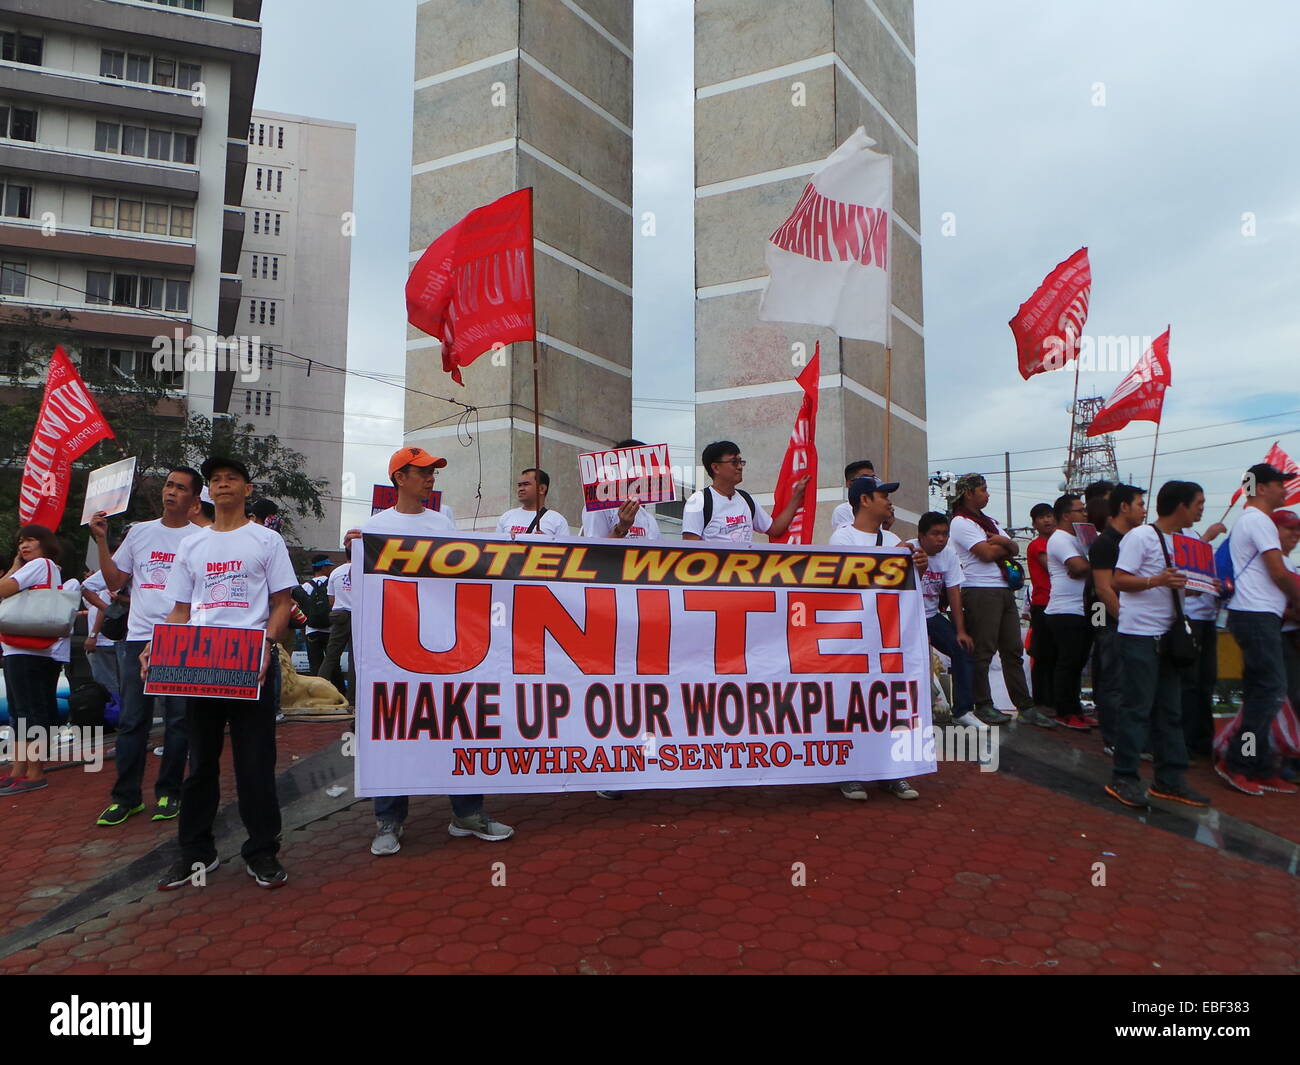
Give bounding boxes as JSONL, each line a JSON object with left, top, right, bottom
{"left": 723, "top": 459, "right": 746, "bottom": 468}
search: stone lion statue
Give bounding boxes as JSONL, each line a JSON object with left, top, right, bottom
{"left": 278, "top": 651, "right": 349, "bottom": 711}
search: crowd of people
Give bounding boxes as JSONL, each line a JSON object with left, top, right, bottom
{"left": 0, "top": 440, "right": 1296, "bottom": 891}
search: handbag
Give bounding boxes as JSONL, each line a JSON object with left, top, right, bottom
{"left": 999, "top": 558, "right": 1026, "bottom": 592}
{"left": 99, "top": 596, "right": 129, "bottom": 642}
{"left": 0, "top": 559, "right": 80, "bottom": 646}
{"left": 1153, "top": 527, "right": 1198, "bottom": 668}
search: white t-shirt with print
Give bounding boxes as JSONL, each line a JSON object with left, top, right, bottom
{"left": 111, "top": 518, "right": 203, "bottom": 642}
{"left": 1116, "top": 524, "right": 1179, "bottom": 636}
{"left": 581, "top": 505, "right": 661, "bottom": 540}
{"left": 949, "top": 514, "right": 1009, "bottom": 589}
{"left": 681, "top": 487, "right": 773, "bottom": 544}
{"left": 327, "top": 562, "right": 352, "bottom": 613}
{"left": 831, "top": 501, "right": 853, "bottom": 529}
{"left": 495, "top": 507, "right": 569, "bottom": 540}
{"left": 1229, "top": 507, "right": 1285, "bottom": 617}
{"left": 1, "top": 558, "right": 65, "bottom": 659}
{"left": 829, "top": 525, "right": 901, "bottom": 548}
{"left": 907, "top": 540, "right": 961, "bottom": 619}
{"left": 164, "top": 522, "right": 297, "bottom": 632}
{"left": 1045, "top": 528, "right": 1087, "bottom": 617}
{"left": 364, "top": 506, "right": 457, "bottom": 538}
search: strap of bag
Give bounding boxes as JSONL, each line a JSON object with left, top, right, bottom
{"left": 1152, "top": 525, "right": 1186, "bottom": 622}
{"left": 876, "top": 530, "right": 883, "bottom": 547}
{"left": 525, "top": 507, "right": 547, "bottom": 535}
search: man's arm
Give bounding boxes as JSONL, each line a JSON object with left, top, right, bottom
{"left": 1092, "top": 568, "right": 1119, "bottom": 619}
{"left": 1113, "top": 567, "right": 1185, "bottom": 593}
{"left": 1065, "top": 554, "right": 1090, "bottom": 579}
{"left": 946, "top": 585, "right": 973, "bottom": 652}
{"left": 88, "top": 511, "right": 132, "bottom": 592}
{"left": 767, "top": 475, "right": 811, "bottom": 540}
{"left": 1261, "top": 548, "right": 1300, "bottom": 612}
{"left": 612, "top": 497, "right": 640, "bottom": 538}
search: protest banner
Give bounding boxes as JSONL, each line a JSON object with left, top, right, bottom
{"left": 1171, "top": 533, "right": 1217, "bottom": 595}
{"left": 352, "top": 534, "right": 935, "bottom": 796}
{"left": 80, "top": 456, "right": 136, "bottom": 524}
{"left": 371, "top": 484, "right": 441, "bottom": 515}
{"left": 578, "top": 442, "right": 674, "bottom": 513}
{"left": 144, "top": 623, "right": 265, "bottom": 700}
{"left": 1073, "top": 522, "right": 1098, "bottom": 549}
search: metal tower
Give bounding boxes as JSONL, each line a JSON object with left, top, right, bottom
{"left": 1064, "top": 395, "right": 1118, "bottom": 493}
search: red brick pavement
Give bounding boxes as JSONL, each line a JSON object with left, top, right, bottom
{"left": 1, "top": 743, "right": 1295, "bottom": 975}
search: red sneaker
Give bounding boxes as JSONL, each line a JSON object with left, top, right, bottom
{"left": 1059, "top": 715, "right": 1092, "bottom": 731}
{"left": 1256, "top": 777, "right": 1299, "bottom": 795}
{"left": 1213, "top": 763, "right": 1264, "bottom": 796}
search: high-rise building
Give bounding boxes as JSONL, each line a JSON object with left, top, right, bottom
{"left": 0, "top": 0, "right": 261, "bottom": 417}
{"left": 238, "top": 109, "right": 354, "bottom": 550}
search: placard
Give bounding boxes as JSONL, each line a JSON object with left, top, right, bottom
{"left": 1171, "top": 533, "right": 1218, "bottom": 596}
{"left": 578, "top": 442, "right": 674, "bottom": 513}
{"left": 371, "top": 484, "right": 441, "bottom": 514}
{"left": 144, "top": 623, "right": 265, "bottom": 700}
{"left": 1073, "top": 522, "right": 1098, "bottom": 549}
{"left": 80, "top": 456, "right": 136, "bottom": 524}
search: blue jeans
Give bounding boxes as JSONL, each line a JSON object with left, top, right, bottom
{"left": 926, "top": 612, "right": 973, "bottom": 715}
{"left": 1113, "top": 633, "right": 1188, "bottom": 791}
{"left": 1225, "top": 611, "right": 1287, "bottom": 778}
{"left": 111, "top": 640, "right": 189, "bottom": 807}
{"left": 1092, "top": 621, "right": 1123, "bottom": 747}
{"left": 374, "top": 793, "right": 484, "bottom": 824}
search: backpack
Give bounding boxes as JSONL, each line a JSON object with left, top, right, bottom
{"left": 1214, "top": 535, "right": 1255, "bottom": 604}
{"left": 293, "top": 577, "right": 331, "bottom": 629}
{"left": 701, "top": 488, "right": 755, "bottom": 530}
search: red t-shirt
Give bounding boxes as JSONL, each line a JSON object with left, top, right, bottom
{"left": 1027, "top": 536, "right": 1051, "bottom": 607}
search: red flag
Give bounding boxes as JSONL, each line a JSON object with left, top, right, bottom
{"left": 1009, "top": 247, "right": 1092, "bottom": 379}
{"left": 1229, "top": 442, "right": 1300, "bottom": 506}
{"left": 18, "top": 346, "right": 115, "bottom": 530}
{"left": 1087, "top": 327, "right": 1171, "bottom": 437}
{"left": 406, "top": 188, "right": 535, "bottom": 385}
{"left": 770, "top": 344, "right": 820, "bottom": 544}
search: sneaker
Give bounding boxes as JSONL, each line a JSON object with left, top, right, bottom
{"left": 1148, "top": 782, "right": 1211, "bottom": 807}
{"left": 952, "top": 712, "right": 990, "bottom": 730}
{"left": 1102, "top": 744, "right": 1115, "bottom": 757}
{"left": 973, "top": 706, "right": 1012, "bottom": 726}
{"left": 1255, "top": 777, "right": 1299, "bottom": 795}
{"left": 246, "top": 854, "right": 288, "bottom": 889}
{"left": 1018, "top": 707, "right": 1056, "bottom": 729}
{"left": 152, "top": 746, "right": 164, "bottom": 756}
{"left": 883, "top": 778, "right": 919, "bottom": 800}
{"left": 0, "top": 777, "right": 48, "bottom": 795}
{"left": 839, "top": 781, "right": 869, "bottom": 801}
{"left": 151, "top": 797, "right": 179, "bottom": 821}
{"left": 370, "top": 820, "right": 404, "bottom": 855}
{"left": 96, "top": 801, "right": 144, "bottom": 826}
{"left": 594, "top": 790, "right": 622, "bottom": 800}
{"left": 1213, "top": 763, "right": 1264, "bottom": 796}
{"left": 448, "top": 812, "right": 514, "bottom": 841}
{"left": 1104, "top": 779, "right": 1150, "bottom": 808}
{"left": 1139, "top": 751, "right": 1154, "bottom": 761}
{"left": 1059, "top": 715, "right": 1092, "bottom": 731}
{"left": 157, "top": 855, "right": 218, "bottom": 891}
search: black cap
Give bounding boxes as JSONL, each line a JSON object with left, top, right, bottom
{"left": 1245, "top": 462, "right": 1287, "bottom": 488}
{"left": 201, "top": 456, "right": 251, "bottom": 482}
{"left": 250, "top": 498, "right": 279, "bottom": 519}
{"left": 310, "top": 554, "right": 331, "bottom": 568}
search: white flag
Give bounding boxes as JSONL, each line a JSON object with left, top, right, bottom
{"left": 758, "top": 127, "right": 892, "bottom": 343}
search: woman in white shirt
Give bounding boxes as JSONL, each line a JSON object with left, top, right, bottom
{"left": 0, "top": 525, "right": 68, "bottom": 795}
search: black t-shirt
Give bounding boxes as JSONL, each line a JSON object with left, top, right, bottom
{"left": 1087, "top": 525, "right": 1123, "bottom": 620}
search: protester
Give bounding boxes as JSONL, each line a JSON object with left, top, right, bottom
{"left": 151, "top": 456, "right": 297, "bottom": 890}
{"left": 89, "top": 468, "right": 202, "bottom": 825}
{"left": 908, "top": 511, "right": 979, "bottom": 729}
{"left": 1105, "top": 480, "right": 1210, "bottom": 808}
{"left": 831, "top": 460, "right": 875, "bottom": 530}
{"left": 249, "top": 498, "right": 279, "bottom": 530}
{"left": 1025, "top": 503, "right": 1058, "bottom": 719}
{"left": 1180, "top": 513, "right": 1228, "bottom": 759}
{"left": 830, "top": 476, "right": 927, "bottom": 801}
{"left": 0, "top": 525, "right": 69, "bottom": 794}
{"left": 496, "top": 468, "right": 569, "bottom": 539}
{"left": 580, "top": 439, "right": 662, "bottom": 540}
{"left": 682, "top": 441, "right": 808, "bottom": 543}
{"left": 1089, "top": 484, "right": 1146, "bottom": 755}
{"left": 366, "top": 447, "right": 512, "bottom": 855}
{"left": 1044, "top": 494, "right": 1094, "bottom": 731}
{"left": 294, "top": 556, "right": 334, "bottom": 677}
{"left": 81, "top": 570, "right": 122, "bottom": 700}
{"left": 948, "top": 474, "right": 1038, "bottom": 726}
{"left": 1219, "top": 464, "right": 1300, "bottom": 795}
{"left": 318, "top": 529, "right": 359, "bottom": 701}
{"left": 1274, "top": 510, "right": 1300, "bottom": 715}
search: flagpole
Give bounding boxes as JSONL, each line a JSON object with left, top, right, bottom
{"left": 1147, "top": 419, "right": 1162, "bottom": 494}
{"left": 1065, "top": 352, "right": 1082, "bottom": 488}
{"left": 525, "top": 188, "right": 541, "bottom": 478}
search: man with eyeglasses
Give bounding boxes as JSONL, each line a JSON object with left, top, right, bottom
{"left": 682, "top": 440, "right": 808, "bottom": 543}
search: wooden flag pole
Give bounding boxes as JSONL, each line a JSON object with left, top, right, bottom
{"left": 883, "top": 347, "right": 892, "bottom": 481}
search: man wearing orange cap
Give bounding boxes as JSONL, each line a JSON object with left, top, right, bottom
{"left": 360, "top": 447, "right": 514, "bottom": 857}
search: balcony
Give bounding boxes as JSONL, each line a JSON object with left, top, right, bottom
{"left": 0, "top": 141, "right": 199, "bottom": 197}
{"left": 217, "top": 274, "right": 241, "bottom": 334}
{"left": 221, "top": 206, "right": 245, "bottom": 273}
{"left": 0, "top": 219, "right": 195, "bottom": 269}
{"left": 0, "top": 62, "right": 202, "bottom": 126}
{"left": 0, "top": 298, "right": 191, "bottom": 342}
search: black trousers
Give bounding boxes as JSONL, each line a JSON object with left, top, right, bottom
{"left": 305, "top": 630, "right": 329, "bottom": 677}
{"left": 1045, "top": 613, "right": 1093, "bottom": 719}
{"left": 1180, "top": 619, "right": 1218, "bottom": 756}
{"left": 178, "top": 657, "right": 281, "bottom": 864}
{"left": 1029, "top": 604, "right": 1056, "bottom": 708}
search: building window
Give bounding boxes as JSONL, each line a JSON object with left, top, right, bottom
{"left": 165, "top": 279, "right": 189, "bottom": 312}
{"left": 255, "top": 167, "right": 262, "bottom": 191}
{"left": 169, "top": 205, "right": 193, "bottom": 237}
{"left": 257, "top": 300, "right": 266, "bottom": 325}
{"left": 276, "top": 171, "right": 283, "bottom": 192}
{"left": 94, "top": 121, "right": 120, "bottom": 153}
{"left": 262, "top": 255, "right": 269, "bottom": 277}
{"left": 248, "top": 300, "right": 255, "bottom": 323}
{"left": 271, "top": 257, "right": 278, "bottom": 280}
{"left": 91, "top": 196, "right": 116, "bottom": 228}
{"left": 122, "top": 125, "right": 147, "bottom": 157}
{"left": 273, "top": 214, "right": 281, "bottom": 236}
{"left": 277, "top": 126, "right": 284, "bottom": 149}
{"left": 1, "top": 261, "right": 26, "bottom": 297}
{"left": 244, "top": 390, "right": 252, "bottom": 414}
{"left": 1, "top": 181, "right": 32, "bottom": 219}
{"left": 86, "top": 271, "right": 111, "bottom": 304}
{"left": 140, "top": 276, "right": 165, "bottom": 310}
{"left": 179, "top": 62, "right": 201, "bottom": 91}
{"left": 111, "top": 273, "right": 138, "bottom": 307}
{"left": 251, "top": 213, "right": 259, "bottom": 235}
{"left": 260, "top": 344, "right": 273, "bottom": 370}
{"left": 116, "top": 200, "right": 142, "bottom": 232}
{"left": 144, "top": 202, "right": 168, "bottom": 235}
{"left": 173, "top": 133, "right": 196, "bottom": 164}
{"left": 248, "top": 122, "right": 255, "bottom": 145}
{"left": 1, "top": 107, "right": 37, "bottom": 142}
{"left": 257, "top": 123, "right": 264, "bottom": 146}
{"left": 268, "top": 302, "right": 276, "bottom": 325}
{"left": 126, "top": 53, "right": 151, "bottom": 83}
{"left": 249, "top": 255, "right": 257, "bottom": 279}
{"left": 152, "top": 58, "right": 175, "bottom": 88}
{"left": 100, "top": 50, "right": 125, "bottom": 79}
{"left": 146, "top": 129, "right": 171, "bottom": 161}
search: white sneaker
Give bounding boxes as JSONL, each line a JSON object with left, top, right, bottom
{"left": 370, "top": 820, "right": 403, "bottom": 856}
{"left": 883, "top": 778, "right": 919, "bottom": 800}
{"left": 448, "top": 813, "right": 514, "bottom": 841}
{"left": 952, "top": 712, "right": 990, "bottom": 730}
{"left": 839, "top": 781, "right": 869, "bottom": 801}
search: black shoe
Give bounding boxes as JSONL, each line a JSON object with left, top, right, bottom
{"left": 1104, "top": 779, "right": 1150, "bottom": 808}
{"left": 973, "top": 705, "right": 1012, "bottom": 726}
{"left": 1148, "top": 782, "right": 1211, "bottom": 808}
{"left": 246, "top": 854, "right": 288, "bottom": 889}
{"left": 157, "top": 855, "right": 218, "bottom": 891}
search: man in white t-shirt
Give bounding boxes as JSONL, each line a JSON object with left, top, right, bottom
{"left": 1043, "top": 494, "right": 1094, "bottom": 731}
{"left": 318, "top": 529, "right": 359, "bottom": 702}
{"left": 682, "top": 440, "right": 808, "bottom": 544}
{"left": 150, "top": 456, "right": 298, "bottom": 891}
{"left": 81, "top": 569, "right": 121, "bottom": 698}
{"left": 365, "top": 446, "right": 513, "bottom": 858}
{"left": 1178, "top": 512, "right": 1228, "bottom": 759}
{"left": 1272, "top": 509, "right": 1300, "bottom": 718}
{"left": 89, "top": 467, "right": 202, "bottom": 827}
{"left": 1220, "top": 464, "right": 1300, "bottom": 794}
{"left": 580, "top": 439, "right": 663, "bottom": 541}
{"left": 496, "top": 467, "right": 569, "bottom": 539}
{"left": 1106, "top": 480, "right": 1211, "bottom": 810}
{"left": 830, "top": 459, "right": 875, "bottom": 530}
{"left": 948, "top": 474, "right": 1032, "bottom": 726}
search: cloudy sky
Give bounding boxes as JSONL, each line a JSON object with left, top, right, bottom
{"left": 253, "top": 0, "right": 1300, "bottom": 538}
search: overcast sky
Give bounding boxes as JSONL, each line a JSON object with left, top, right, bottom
{"left": 253, "top": 0, "right": 1300, "bottom": 538}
